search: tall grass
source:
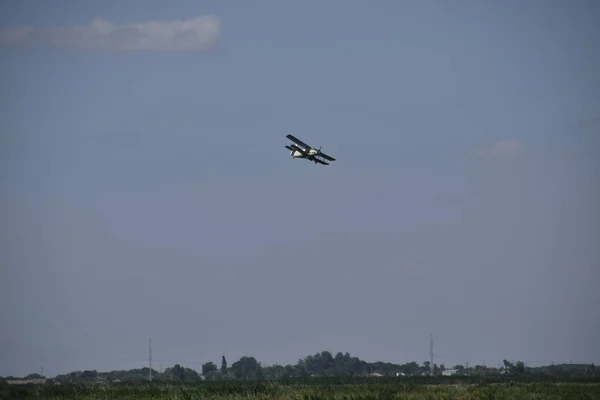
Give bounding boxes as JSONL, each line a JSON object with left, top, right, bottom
{"left": 2, "top": 380, "right": 599, "bottom": 400}
{"left": 0, "top": 382, "right": 600, "bottom": 400}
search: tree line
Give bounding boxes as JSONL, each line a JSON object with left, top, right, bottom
{"left": 4, "top": 351, "right": 599, "bottom": 384}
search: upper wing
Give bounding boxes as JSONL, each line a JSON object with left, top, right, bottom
{"left": 318, "top": 152, "right": 336, "bottom": 161}
{"left": 286, "top": 134, "right": 310, "bottom": 150}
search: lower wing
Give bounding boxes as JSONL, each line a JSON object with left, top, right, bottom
{"left": 318, "top": 152, "right": 336, "bottom": 161}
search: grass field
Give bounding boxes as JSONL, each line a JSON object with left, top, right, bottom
{"left": 3, "top": 380, "right": 600, "bottom": 400}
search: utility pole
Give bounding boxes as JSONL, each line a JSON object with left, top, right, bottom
{"left": 430, "top": 333, "right": 434, "bottom": 376}
{"left": 149, "top": 338, "right": 153, "bottom": 382}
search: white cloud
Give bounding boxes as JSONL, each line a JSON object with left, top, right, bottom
{"left": 476, "top": 140, "right": 523, "bottom": 159}
{"left": 0, "top": 15, "right": 220, "bottom": 51}
{"left": 0, "top": 26, "right": 33, "bottom": 44}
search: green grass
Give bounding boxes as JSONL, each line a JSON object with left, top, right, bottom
{"left": 3, "top": 381, "right": 600, "bottom": 400}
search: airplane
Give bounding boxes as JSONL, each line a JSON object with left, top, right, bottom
{"left": 284, "top": 134, "right": 336, "bottom": 165}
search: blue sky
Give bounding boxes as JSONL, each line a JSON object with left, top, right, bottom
{"left": 1, "top": 0, "right": 599, "bottom": 377}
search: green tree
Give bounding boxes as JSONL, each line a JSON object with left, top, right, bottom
{"left": 24, "top": 373, "right": 44, "bottom": 380}
{"left": 422, "top": 361, "right": 431, "bottom": 375}
{"left": 170, "top": 364, "right": 185, "bottom": 381}
{"left": 202, "top": 362, "right": 217, "bottom": 376}
{"left": 284, "top": 364, "right": 297, "bottom": 378}
{"left": 512, "top": 361, "right": 525, "bottom": 374}
{"left": 265, "top": 364, "right": 287, "bottom": 380}
{"left": 183, "top": 367, "right": 200, "bottom": 381}
{"left": 231, "top": 356, "right": 260, "bottom": 380}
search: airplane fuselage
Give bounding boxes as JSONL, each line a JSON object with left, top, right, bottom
{"left": 290, "top": 148, "right": 319, "bottom": 158}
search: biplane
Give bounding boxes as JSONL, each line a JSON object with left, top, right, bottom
{"left": 284, "top": 134, "right": 336, "bottom": 165}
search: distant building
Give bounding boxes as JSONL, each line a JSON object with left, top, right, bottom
{"left": 442, "top": 369, "right": 458, "bottom": 376}
{"left": 6, "top": 379, "right": 47, "bottom": 385}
